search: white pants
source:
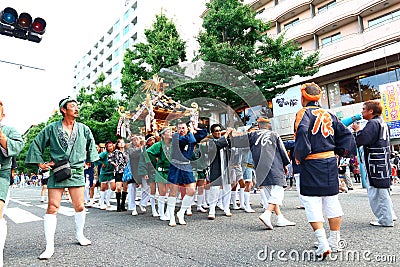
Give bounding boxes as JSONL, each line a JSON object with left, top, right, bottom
{"left": 262, "top": 185, "right": 284, "bottom": 206}
{"left": 301, "top": 194, "right": 343, "bottom": 222}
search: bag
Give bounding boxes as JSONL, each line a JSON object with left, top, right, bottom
{"left": 338, "top": 166, "right": 346, "bottom": 174}
{"left": 122, "top": 161, "right": 132, "bottom": 182}
{"left": 53, "top": 159, "right": 72, "bottom": 182}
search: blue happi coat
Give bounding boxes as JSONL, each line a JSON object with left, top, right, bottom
{"left": 355, "top": 116, "right": 391, "bottom": 188}
{"left": 294, "top": 102, "right": 356, "bottom": 196}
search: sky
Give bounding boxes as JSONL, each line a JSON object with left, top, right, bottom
{"left": 1, "top": 0, "right": 126, "bottom": 133}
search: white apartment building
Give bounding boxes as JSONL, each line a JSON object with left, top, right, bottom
{"left": 240, "top": 0, "right": 399, "bottom": 146}
{"left": 73, "top": 0, "right": 205, "bottom": 95}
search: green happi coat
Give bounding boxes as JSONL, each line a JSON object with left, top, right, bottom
{"left": 146, "top": 140, "right": 171, "bottom": 183}
{"left": 25, "top": 120, "right": 99, "bottom": 188}
{"left": 0, "top": 125, "right": 24, "bottom": 201}
{"left": 95, "top": 151, "right": 115, "bottom": 182}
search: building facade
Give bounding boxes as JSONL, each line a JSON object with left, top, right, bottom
{"left": 247, "top": 0, "right": 400, "bottom": 147}
{"left": 72, "top": 0, "right": 205, "bottom": 95}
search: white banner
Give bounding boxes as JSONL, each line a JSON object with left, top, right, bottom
{"left": 272, "top": 85, "right": 302, "bottom": 117}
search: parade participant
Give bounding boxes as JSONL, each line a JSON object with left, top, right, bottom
{"left": 0, "top": 100, "right": 24, "bottom": 266}
{"left": 96, "top": 141, "right": 116, "bottom": 210}
{"left": 39, "top": 167, "right": 50, "bottom": 203}
{"left": 87, "top": 144, "right": 101, "bottom": 207}
{"left": 234, "top": 118, "right": 295, "bottom": 229}
{"left": 166, "top": 121, "right": 207, "bottom": 226}
{"left": 25, "top": 97, "right": 98, "bottom": 260}
{"left": 239, "top": 147, "right": 256, "bottom": 213}
{"left": 126, "top": 135, "right": 144, "bottom": 215}
{"left": 84, "top": 161, "right": 94, "bottom": 204}
{"left": 109, "top": 138, "right": 129, "bottom": 212}
{"left": 294, "top": 83, "right": 356, "bottom": 258}
{"left": 138, "top": 134, "right": 159, "bottom": 217}
{"left": 352, "top": 100, "right": 396, "bottom": 227}
{"left": 192, "top": 142, "right": 209, "bottom": 213}
{"left": 146, "top": 127, "right": 173, "bottom": 220}
{"left": 206, "top": 124, "right": 233, "bottom": 220}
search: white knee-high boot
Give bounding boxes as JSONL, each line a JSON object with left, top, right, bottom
{"left": 260, "top": 188, "right": 268, "bottom": 209}
{"left": 150, "top": 195, "right": 159, "bottom": 217}
{"left": 222, "top": 184, "right": 232, "bottom": 216}
{"left": 244, "top": 191, "right": 255, "bottom": 213}
{"left": 177, "top": 195, "right": 193, "bottom": 225}
{"left": 231, "top": 191, "right": 239, "bottom": 209}
{"left": 0, "top": 218, "right": 7, "bottom": 266}
{"left": 128, "top": 184, "right": 137, "bottom": 211}
{"left": 158, "top": 196, "right": 168, "bottom": 220}
{"left": 39, "top": 214, "right": 57, "bottom": 260}
{"left": 208, "top": 186, "right": 220, "bottom": 219}
{"left": 75, "top": 211, "right": 91, "bottom": 246}
{"left": 105, "top": 189, "right": 112, "bottom": 206}
{"left": 239, "top": 188, "right": 245, "bottom": 209}
{"left": 166, "top": 197, "right": 176, "bottom": 227}
{"left": 99, "top": 191, "right": 106, "bottom": 209}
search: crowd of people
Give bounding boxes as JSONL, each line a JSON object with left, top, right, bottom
{"left": 0, "top": 81, "right": 398, "bottom": 264}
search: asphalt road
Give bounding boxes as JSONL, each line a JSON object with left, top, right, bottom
{"left": 3, "top": 184, "right": 400, "bottom": 266}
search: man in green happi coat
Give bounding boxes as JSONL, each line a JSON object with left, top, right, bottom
{"left": 0, "top": 100, "right": 24, "bottom": 266}
{"left": 25, "top": 97, "right": 99, "bottom": 260}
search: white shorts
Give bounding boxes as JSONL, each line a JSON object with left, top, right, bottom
{"left": 300, "top": 195, "right": 343, "bottom": 222}
{"left": 262, "top": 185, "right": 284, "bottom": 206}
{"left": 230, "top": 166, "right": 243, "bottom": 183}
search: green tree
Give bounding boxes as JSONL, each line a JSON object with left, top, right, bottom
{"left": 76, "top": 73, "right": 120, "bottom": 143}
{"left": 120, "top": 13, "right": 187, "bottom": 101}
{"left": 169, "top": 0, "right": 319, "bottom": 105}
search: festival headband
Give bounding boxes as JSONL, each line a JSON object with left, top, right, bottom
{"left": 59, "top": 97, "right": 77, "bottom": 108}
{"left": 256, "top": 117, "right": 270, "bottom": 123}
{"left": 300, "top": 83, "right": 322, "bottom": 101}
{"left": 159, "top": 127, "right": 170, "bottom": 135}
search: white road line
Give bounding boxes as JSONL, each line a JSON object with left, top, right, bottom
{"left": 4, "top": 207, "right": 43, "bottom": 224}
{"left": 9, "top": 198, "right": 33, "bottom": 207}
{"left": 36, "top": 204, "right": 76, "bottom": 217}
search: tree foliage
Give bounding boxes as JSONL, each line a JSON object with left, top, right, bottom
{"left": 168, "top": 0, "right": 319, "bottom": 106}
{"left": 121, "top": 14, "right": 187, "bottom": 101}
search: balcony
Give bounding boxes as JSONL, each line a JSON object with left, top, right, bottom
{"left": 317, "top": 18, "right": 400, "bottom": 65}
{"left": 281, "top": 0, "right": 395, "bottom": 42}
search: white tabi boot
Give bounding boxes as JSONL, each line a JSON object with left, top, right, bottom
{"left": 231, "top": 191, "right": 240, "bottom": 210}
{"left": 177, "top": 195, "right": 194, "bottom": 225}
{"left": 39, "top": 214, "right": 57, "bottom": 260}
{"left": 150, "top": 195, "right": 159, "bottom": 217}
{"left": 167, "top": 197, "right": 177, "bottom": 227}
{"left": 0, "top": 219, "right": 7, "bottom": 266}
{"left": 244, "top": 191, "right": 255, "bottom": 213}
{"left": 315, "top": 228, "right": 331, "bottom": 259}
{"left": 239, "top": 188, "right": 245, "bottom": 209}
{"left": 75, "top": 211, "right": 91, "bottom": 246}
{"left": 158, "top": 196, "right": 169, "bottom": 221}
{"left": 196, "top": 194, "right": 207, "bottom": 213}
{"left": 208, "top": 186, "right": 220, "bottom": 220}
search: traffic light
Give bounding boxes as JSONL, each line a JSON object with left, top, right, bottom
{"left": 0, "top": 7, "right": 46, "bottom": 43}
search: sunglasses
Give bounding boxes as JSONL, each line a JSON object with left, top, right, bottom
{"left": 213, "top": 129, "right": 221, "bottom": 133}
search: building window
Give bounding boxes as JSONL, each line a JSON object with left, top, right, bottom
{"left": 368, "top": 9, "right": 400, "bottom": 29}
{"left": 318, "top": 1, "right": 336, "bottom": 14}
{"left": 123, "top": 9, "right": 131, "bottom": 21}
{"left": 283, "top": 18, "right": 299, "bottom": 30}
{"left": 339, "top": 78, "right": 360, "bottom": 106}
{"left": 114, "top": 19, "right": 120, "bottom": 30}
{"left": 113, "top": 63, "right": 120, "bottom": 73}
{"left": 114, "top": 48, "right": 120, "bottom": 58}
{"left": 326, "top": 82, "right": 342, "bottom": 108}
{"left": 112, "top": 77, "right": 120, "bottom": 87}
{"left": 114, "top": 33, "right": 121, "bottom": 44}
{"left": 123, "top": 40, "right": 130, "bottom": 50}
{"left": 321, "top": 32, "right": 341, "bottom": 47}
{"left": 123, "top": 24, "right": 130, "bottom": 35}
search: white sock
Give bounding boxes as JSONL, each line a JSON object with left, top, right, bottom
{"left": 99, "top": 191, "right": 105, "bottom": 206}
{"left": 244, "top": 191, "right": 251, "bottom": 209}
{"left": 231, "top": 191, "right": 237, "bottom": 206}
{"left": 197, "top": 194, "right": 204, "bottom": 208}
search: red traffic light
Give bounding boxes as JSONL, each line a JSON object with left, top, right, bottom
{"left": 31, "top": 17, "right": 46, "bottom": 34}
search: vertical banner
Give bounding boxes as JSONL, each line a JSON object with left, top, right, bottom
{"left": 379, "top": 82, "right": 400, "bottom": 139}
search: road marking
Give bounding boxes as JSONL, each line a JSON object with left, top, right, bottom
{"left": 9, "top": 198, "right": 33, "bottom": 207}
{"left": 36, "top": 204, "right": 76, "bottom": 217}
{"left": 5, "top": 207, "right": 43, "bottom": 224}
